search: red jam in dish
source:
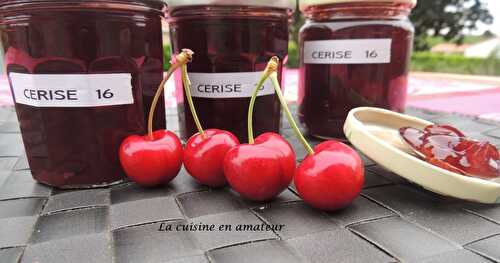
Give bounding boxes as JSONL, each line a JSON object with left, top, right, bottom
{"left": 400, "top": 125, "right": 500, "bottom": 179}
{"left": 0, "top": 0, "right": 166, "bottom": 188}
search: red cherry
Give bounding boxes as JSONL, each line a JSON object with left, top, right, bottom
{"left": 223, "top": 133, "right": 295, "bottom": 201}
{"left": 254, "top": 132, "right": 296, "bottom": 189}
{"left": 295, "top": 141, "right": 365, "bottom": 211}
{"left": 119, "top": 130, "right": 183, "bottom": 187}
{"left": 184, "top": 129, "right": 239, "bottom": 187}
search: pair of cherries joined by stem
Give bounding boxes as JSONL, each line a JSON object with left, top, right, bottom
{"left": 224, "top": 57, "right": 365, "bottom": 210}
{"left": 119, "top": 50, "right": 192, "bottom": 186}
{"left": 120, "top": 52, "right": 364, "bottom": 212}
{"left": 223, "top": 57, "right": 296, "bottom": 201}
{"left": 120, "top": 49, "right": 239, "bottom": 188}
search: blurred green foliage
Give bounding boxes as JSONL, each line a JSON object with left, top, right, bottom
{"left": 425, "top": 35, "right": 493, "bottom": 48}
{"left": 287, "top": 41, "right": 300, "bottom": 69}
{"left": 410, "top": 52, "right": 500, "bottom": 76}
{"left": 163, "top": 45, "right": 172, "bottom": 71}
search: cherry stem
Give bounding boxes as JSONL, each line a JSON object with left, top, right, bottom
{"left": 268, "top": 59, "right": 315, "bottom": 155}
{"left": 248, "top": 57, "right": 279, "bottom": 144}
{"left": 181, "top": 62, "right": 205, "bottom": 138}
{"left": 148, "top": 49, "right": 193, "bottom": 139}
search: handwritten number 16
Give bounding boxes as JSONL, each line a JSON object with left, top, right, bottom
{"left": 96, "top": 89, "right": 114, "bottom": 99}
{"left": 365, "top": 50, "right": 378, "bottom": 58}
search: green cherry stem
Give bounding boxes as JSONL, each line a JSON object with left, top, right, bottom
{"left": 268, "top": 59, "right": 315, "bottom": 155}
{"left": 181, "top": 60, "right": 205, "bottom": 139}
{"left": 247, "top": 57, "right": 279, "bottom": 144}
{"left": 148, "top": 49, "right": 193, "bottom": 139}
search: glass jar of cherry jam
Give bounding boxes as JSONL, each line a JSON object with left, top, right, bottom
{"left": 298, "top": 0, "right": 416, "bottom": 139}
{"left": 166, "top": 0, "right": 294, "bottom": 142}
{"left": 0, "top": 0, "right": 167, "bottom": 188}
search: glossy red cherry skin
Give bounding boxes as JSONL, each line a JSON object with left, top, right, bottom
{"left": 184, "top": 129, "right": 240, "bottom": 187}
{"left": 295, "top": 141, "right": 364, "bottom": 211}
{"left": 223, "top": 133, "right": 296, "bottom": 201}
{"left": 254, "top": 133, "right": 296, "bottom": 189}
{"left": 119, "top": 130, "right": 183, "bottom": 187}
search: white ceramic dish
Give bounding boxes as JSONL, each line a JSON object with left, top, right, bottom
{"left": 344, "top": 107, "right": 500, "bottom": 204}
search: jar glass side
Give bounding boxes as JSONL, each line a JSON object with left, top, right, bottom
{"left": 167, "top": 6, "right": 290, "bottom": 142}
{"left": 298, "top": 2, "right": 414, "bottom": 139}
{"left": 0, "top": 4, "right": 166, "bottom": 188}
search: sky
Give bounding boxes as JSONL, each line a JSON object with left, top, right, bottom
{"left": 477, "top": 0, "right": 500, "bottom": 35}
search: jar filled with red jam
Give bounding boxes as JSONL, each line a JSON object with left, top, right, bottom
{"left": 298, "top": 0, "right": 416, "bottom": 139}
{"left": 0, "top": 0, "right": 167, "bottom": 188}
{"left": 166, "top": 0, "right": 294, "bottom": 142}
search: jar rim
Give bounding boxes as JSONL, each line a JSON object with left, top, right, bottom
{"left": 0, "top": 0, "right": 166, "bottom": 13}
{"left": 165, "top": 0, "right": 296, "bottom": 11}
{"left": 300, "top": 0, "right": 416, "bottom": 12}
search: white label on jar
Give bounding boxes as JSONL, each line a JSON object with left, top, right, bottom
{"left": 9, "top": 73, "right": 134, "bottom": 107}
{"left": 187, "top": 72, "right": 275, "bottom": 99}
{"left": 304, "top": 39, "right": 392, "bottom": 64}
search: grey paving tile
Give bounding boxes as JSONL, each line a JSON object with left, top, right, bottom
{"left": 0, "top": 198, "right": 45, "bottom": 219}
{"left": 254, "top": 202, "right": 338, "bottom": 240}
{"left": 0, "top": 133, "right": 23, "bottom": 157}
{"left": 0, "top": 216, "right": 38, "bottom": 248}
{"left": 289, "top": 181, "right": 298, "bottom": 194}
{"left": 412, "top": 249, "right": 491, "bottom": 263}
{"left": 462, "top": 203, "right": 500, "bottom": 225}
{"left": 327, "top": 196, "right": 394, "bottom": 227}
{"left": 404, "top": 107, "right": 444, "bottom": 121}
{"left": 3, "top": 170, "right": 35, "bottom": 184}
{"left": 208, "top": 240, "right": 304, "bottom": 263}
{"left": 366, "top": 165, "right": 409, "bottom": 184}
{"left": 30, "top": 207, "right": 109, "bottom": 244}
{"left": 349, "top": 217, "right": 459, "bottom": 261}
{"left": 21, "top": 233, "right": 112, "bottom": 263}
{"left": 485, "top": 128, "right": 500, "bottom": 139}
{"left": 363, "top": 170, "right": 393, "bottom": 189}
{"left": 43, "top": 188, "right": 110, "bottom": 214}
{"left": 356, "top": 150, "right": 376, "bottom": 166}
{"left": 241, "top": 189, "right": 301, "bottom": 209}
{"left": 0, "top": 157, "right": 17, "bottom": 171}
{"left": 363, "top": 185, "right": 500, "bottom": 245}
{"left": 284, "top": 135, "right": 310, "bottom": 161}
{"left": 169, "top": 168, "right": 209, "bottom": 194}
{"left": 13, "top": 155, "right": 29, "bottom": 171}
{"left": 167, "top": 255, "right": 209, "bottom": 263}
{"left": 177, "top": 190, "right": 247, "bottom": 219}
{"left": 0, "top": 172, "right": 10, "bottom": 188}
{"left": 188, "top": 210, "right": 278, "bottom": 250}
{"left": 0, "top": 171, "right": 52, "bottom": 200}
{"left": 0, "top": 107, "right": 13, "bottom": 123}
{"left": 286, "top": 227, "right": 393, "bottom": 263}
{"left": 466, "top": 234, "right": 500, "bottom": 262}
{"left": 469, "top": 132, "right": 500, "bottom": 146}
{"left": 114, "top": 221, "right": 203, "bottom": 263}
{"left": 0, "top": 121, "right": 21, "bottom": 133}
{"left": 0, "top": 247, "right": 24, "bottom": 263}
{"left": 432, "top": 115, "right": 497, "bottom": 135}
{"left": 110, "top": 183, "right": 175, "bottom": 204}
{"left": 111, "top": 196, "right": 183, "bottom": 230}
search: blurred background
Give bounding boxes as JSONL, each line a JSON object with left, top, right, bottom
{"left": 158, "top": 0, "right": 500, "bottom": 121}
{"left": 161, "top": 0, "right": 500, "bottom": 76}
